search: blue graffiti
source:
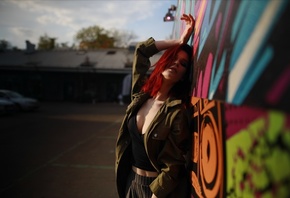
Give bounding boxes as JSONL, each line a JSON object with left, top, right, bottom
{"left": 228, "top": 0, "right": 287, "bottom": 104}
{"left": 197, "top": 0, "right": 222, "bottom": 59}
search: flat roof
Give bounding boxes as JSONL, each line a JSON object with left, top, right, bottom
{"left": 0, "top": 49, "right": 162, "bottom": 74}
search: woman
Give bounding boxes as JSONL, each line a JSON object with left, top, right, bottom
{"left": 115, "top": 14, "right": 195, "bottom": 198}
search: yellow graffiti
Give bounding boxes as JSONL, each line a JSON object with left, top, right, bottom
{"left": 227, "top": 111, "right": 290, "bottom": 197}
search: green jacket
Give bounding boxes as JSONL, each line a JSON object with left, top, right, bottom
{"left": 115, "top": 38, "right": 191, "bottom": 198}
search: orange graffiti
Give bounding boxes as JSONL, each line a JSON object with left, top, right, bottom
{"left": 191, "top": 97, "right": 224, "bottom": 198}
{"left": 191, "top": 171, "right": 204, "bottom": 198}
{"left": 193, "top": 132, "right": 199, "bottom": 163}
{"left": 200, "top": 110, "right": 223, "bottom": 198}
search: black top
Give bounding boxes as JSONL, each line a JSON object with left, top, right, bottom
{"left": 128, "top": 113, "right": 156, "bottom": 171}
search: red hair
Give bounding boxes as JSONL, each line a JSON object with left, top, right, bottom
{"left": 141, "top": 44, "right": 192, "bottom": 101}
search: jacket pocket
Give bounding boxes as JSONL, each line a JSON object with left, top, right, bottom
{"left": 151, "top": 126, "right": 170, "bottom": 140}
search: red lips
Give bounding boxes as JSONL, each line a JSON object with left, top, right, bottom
{"left": 168, "top": 66, "right": 177, "bottom": 73}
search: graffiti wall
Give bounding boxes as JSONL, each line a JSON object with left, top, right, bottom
{"left": 172, "top": 0, "right": 290, "bottom": 197}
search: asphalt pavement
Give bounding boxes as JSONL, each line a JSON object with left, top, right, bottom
{"left": 0, "top": 102, "right": 127, "bottom": 198}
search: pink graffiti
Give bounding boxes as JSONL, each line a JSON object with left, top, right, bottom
{"left": 215, "top": 13, "right": 222, "bottom": 40}
{"left": 216, "top": 0, "right": 235, "bottom": 60}
{"left": 193, "top": 0, "right": 207, "bottom": 57}
{"left": 225, "top": 104, "right": 266, "bottom": 139}
{"left": 202, "top": 53, "right": 213, "bottom": 98}
{"left": 194, "top": 53, "right": 213, "bottom": 98}
{"left": 237, "top": 147, "right": 245, "bottom": 159}
{"left": 193, "top": 0, "right": 235, "bottom": 100}
{"left": 266, "top": 65, "right": 290, "bottom": 105}
{"left": 197, "top": 70, "right": 203, "bottom": 97}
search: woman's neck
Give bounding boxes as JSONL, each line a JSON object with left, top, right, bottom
{"left": 153, "top": 94, "right": 167, "bottom": 102}
{"left": 154, "top": 81, "right": 174, "bottom": 101}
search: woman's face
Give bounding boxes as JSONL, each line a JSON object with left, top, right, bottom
{"left": 161, "top": 50, "right": 189, "bottom": 84}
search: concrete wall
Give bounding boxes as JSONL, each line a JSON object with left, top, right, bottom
{"left": 173, "top": 0, "right": 290, "bottom": 197}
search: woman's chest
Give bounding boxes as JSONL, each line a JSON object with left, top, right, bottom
{"left": 136, "top": 98, "right": 164, "bottom": 134}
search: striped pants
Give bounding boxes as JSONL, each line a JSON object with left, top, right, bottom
{"left": 125, "top": 170, "right": 156, "bottom": 198}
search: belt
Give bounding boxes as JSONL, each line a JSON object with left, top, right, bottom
{"left": 132, "top": 166, "right": 158, "bottom": 177}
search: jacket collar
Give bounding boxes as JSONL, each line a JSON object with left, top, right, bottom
{"left": 126, "top": 92, "right": 183, "bottom": 117}
{"left": 125, "top": 92, "right": 149, "bottom": 117}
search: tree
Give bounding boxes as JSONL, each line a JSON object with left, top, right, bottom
{"left": 110, "top": 29, "right": 137, "bottom": 48}
{"left": 0, "top": 40, "right": 11, "bottom": 51}
{"left": 38, "top": 34, "right": 57, "bottom": 50}
{"left": 75, "top": 25, "right": 114, "bottom": 49}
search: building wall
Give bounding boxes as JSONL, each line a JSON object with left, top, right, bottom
{"left": 173, "top": 0, "right": 290, "bottom": 197}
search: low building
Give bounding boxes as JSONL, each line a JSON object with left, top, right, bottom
{"left": 0, "top": 46, "right": 162, "bottom": 103}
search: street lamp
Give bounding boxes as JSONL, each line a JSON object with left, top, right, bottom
{"left": 163, "top": 5, "right": 177, "bottom": 22}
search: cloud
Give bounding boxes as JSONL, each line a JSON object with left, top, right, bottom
{"left": 10, "top": 0, "right": 78, "bottom": 29}
{"left": 11, "top": 27, "right": 34, "bottom": 38}
{"left": 0, "top": 0, "right": 175, "bottom": 48}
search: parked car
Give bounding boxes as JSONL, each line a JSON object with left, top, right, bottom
{"left": 0, "top": 90, "right": 40, "bottom": 111}
{"left": 0, "top": 98, "right": 17, "bottom": 115}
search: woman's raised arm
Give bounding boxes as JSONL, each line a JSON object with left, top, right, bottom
{"left": 155, "top": 14, "right": 195, "bottom": 51}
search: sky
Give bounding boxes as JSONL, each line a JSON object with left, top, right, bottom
{"left": 0, "top": 0, "right": 177, "bottom": 49}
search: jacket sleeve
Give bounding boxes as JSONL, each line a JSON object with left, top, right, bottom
{"left": 150, "top": 108, "right": 191, "bottom": 198}
{"left": 131, "top": 37, "right": 159, "bottom": 99}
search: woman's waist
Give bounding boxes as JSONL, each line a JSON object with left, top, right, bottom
{"left": 132, "top": 166, "right": 158, "bottom": 177}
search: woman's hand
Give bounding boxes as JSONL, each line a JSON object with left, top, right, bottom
{"left": 154, "top": 14, "right": 195, "bottom": 51}
{"left": 179, "top": 14, "right": 195, "bottom": 44}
